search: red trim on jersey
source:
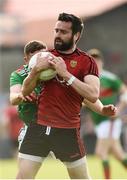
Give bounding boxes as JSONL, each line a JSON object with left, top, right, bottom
{"left": 15, "top": 65, "right": 24, "bottom": 73}
{"left": 76, "top": 128, "right": 85, "bottom": 156}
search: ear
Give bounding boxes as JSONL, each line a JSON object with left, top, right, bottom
{"left": 74, "top": 32, "right": 80, "bottom": 44}
{"left": 24, "top": 56, "right": 28, "bottom": 64}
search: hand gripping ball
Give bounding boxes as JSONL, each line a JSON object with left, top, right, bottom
{"left": 28, "top": 52, "right": 56, "bottom": 81}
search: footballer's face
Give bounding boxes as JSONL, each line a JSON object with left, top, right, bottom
{"left": 54, "top": 21, "right": 76, "bottom": 52}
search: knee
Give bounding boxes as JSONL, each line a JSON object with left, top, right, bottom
{"left": 95, "top": 148, "right": 104, "bottom": 159}
{"left": 16, "top": 169, "right": 35, "bottom": 179}
{"left": 95, "top": 148, "right": 101, "bottom": 157}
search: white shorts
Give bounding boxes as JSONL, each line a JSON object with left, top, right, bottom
{"left": 95, "top": 118, "right": 122, "bottom": 139}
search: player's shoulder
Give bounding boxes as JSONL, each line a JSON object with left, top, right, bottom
{"left": 76, "top": 48, "right": 97, "bottom": 64}
{"left": 15, "top": 65, "right": 24, "bottom": 73}
{"left": 15, "top": 65, "right": 29, "bottom": 76}
{"left": 49, "top": 48, "right": 96, "bottom": 64}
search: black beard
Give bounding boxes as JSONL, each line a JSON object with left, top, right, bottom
{"left": 54, "top": 38, "right": 74, "bottom": 51}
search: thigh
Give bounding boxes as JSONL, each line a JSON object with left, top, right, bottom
{"left": 111, "top": 139, "right": 126, "bottom": 160}
{"left": 19, "top": 123, "right": 50, "bottom": 157}
{"left": 112, "top": 118, "right": 122, "bottom": 139}
{"left": 16, "top": 157, "right": 41, "bottom": 179}
{"left": 96, "top": 120, "right": 111, "bottom": 139}
{"left": 96, "top": 138, "right": 111, "bottom": 155}
{"left": 51, "top": 128, "right": 85, "bottom": 162}
{"left": 65, "top": 156, "right": 91, "bottom": 179}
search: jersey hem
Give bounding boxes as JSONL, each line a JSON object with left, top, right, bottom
{"left": 37, "top": 120, "right": 80, "bottom": 129}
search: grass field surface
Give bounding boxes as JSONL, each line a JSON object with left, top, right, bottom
{"left": 0, "top": 155, "right": 126, "bottom": 179}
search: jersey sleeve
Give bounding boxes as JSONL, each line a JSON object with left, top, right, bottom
{"left": 10, "top": 71, "right": 23, "bottom": 87}
{"left": 82, "top": 56, "right": 99, "bottom": 77}
{"left": 88, "top": 58, "right": 99, "bottom": 76}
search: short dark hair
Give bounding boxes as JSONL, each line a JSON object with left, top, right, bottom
{"left": 24, "top": 40, "right": 47, "bottom": 55}
{"left": 58, "top": 12, "right": 84, "bottom": 35}
{"left": 87, "top": 48, "right": 104, "bottom": 61}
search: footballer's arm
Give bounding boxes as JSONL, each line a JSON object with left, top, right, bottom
{"left": 10, "top": 84, "right": 37, "bottom": 105}
{"left": 10, "top": 84, "right": 26, "bottom": 105}
{"left": 66, "top": 73, "right": 100, "bottom": 103}
{"left": 22, "top": 53, "right": 52, "bottom": 96}
{"left": 83, "top": 98, "right": 117, "bottom": 117}
{"left": 22, "top": 67, "right": 40, "bottom": 96}
{"left": 49, "top": 57, "right": 100, "bottom": 103}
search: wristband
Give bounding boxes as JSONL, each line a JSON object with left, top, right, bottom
{"left": 66, "top": 75, "right": 76, "bottom": 86}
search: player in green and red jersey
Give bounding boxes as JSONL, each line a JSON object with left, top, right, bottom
{"left": 10, "top": 64, "right": 40, "bottom": 125}
{"left": 87, "top": 48, "right": 127, "bottom": 179}
{"left": 10, "top": 40, "right": 47, "bottom": 147}
{"left": 10, "top": 40, "right": 47, "bottom": 124}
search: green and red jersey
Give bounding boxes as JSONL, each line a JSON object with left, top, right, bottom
{"left": 10, "top": 65, "right": 41, "bottom": 125}
{"left": 10, "top": 65, "right": 29, "bottom": 86}
{"left": 90, "top": 70, "right": 122, "bottom": 125}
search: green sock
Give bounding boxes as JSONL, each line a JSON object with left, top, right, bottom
{"left": 122, "top": 158, "right": 127, "bottom": 168}
{"left": 102, "top": 160, "right": 110, "bottom": 179}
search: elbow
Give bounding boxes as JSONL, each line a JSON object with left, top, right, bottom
{"left": 92, "top": 87, "right": 100, "bottom": 102}
{"left": 10, "top": 100, "right": 14, "bottom": 105}
{"left": 10, "top": 99, "right": 18, "bottom": 106}
{"left": 88, "top": 96, "right": 98, "bottom": 103}
{"left": 11, "top": 102, "right": 18, "bottom": 106}
{"left": 92, "top": 92, "right": 99, "bottom": 103}
{"left": 88, "top": 90, "right": 99, "bottom": 103}
{"left": 10, "top": 95, "right": 17, "bottom": 105}
{"left": 84, "top": 95, "right": 98, "bottom": 103}
{"left": 91, "top": 97, "right": 98, "bottom": 103}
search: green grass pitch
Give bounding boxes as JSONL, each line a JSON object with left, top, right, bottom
{"left": 0, "top": 155, "right": 126, "bottom": 179}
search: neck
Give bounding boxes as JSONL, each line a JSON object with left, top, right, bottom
{"left": 58, "top": 45, "right": 76, "bottom": 54}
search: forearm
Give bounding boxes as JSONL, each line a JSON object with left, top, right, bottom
{"left": 22, "top": 68, "right": 40, "bottom": 96}
{"left": 83, "top": 98, "right": 103, "bottom": 114}
{"left": 63, "top": 72, "right": 99, "bottom": 103}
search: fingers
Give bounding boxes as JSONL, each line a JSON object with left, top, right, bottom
{"left": 25, "top": 96, "right": 34, "bottom": 102}
{"left": 107, "top": 104, "right": 117, "bottom": 111}
{"left": 48, "top": 56, "right": 62, "bottom": 64}
{"left": 19, "top": 91, "right": 37, "bottom": 102}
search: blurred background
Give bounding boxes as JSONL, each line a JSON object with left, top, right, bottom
{"left": 0, "top": 0, "right": 127, "bottom": 178}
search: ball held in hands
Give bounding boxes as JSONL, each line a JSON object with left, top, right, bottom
{"left": 28, "top": 52, "right": 57, "bottom": 81}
